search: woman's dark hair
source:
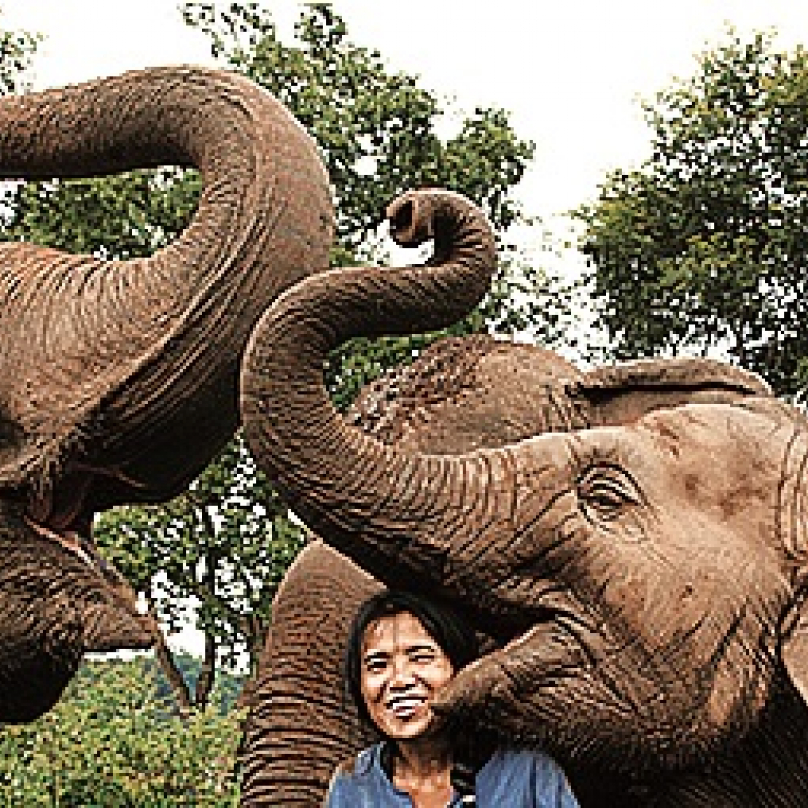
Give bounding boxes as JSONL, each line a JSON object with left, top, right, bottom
{"left": 343, "top": 588, "right": 479, "bottom": 728}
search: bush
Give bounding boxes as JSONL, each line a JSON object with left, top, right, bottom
{"left": 0, "top": 658, "right": 242, "bottom": 806}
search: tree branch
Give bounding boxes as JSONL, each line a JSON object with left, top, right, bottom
{"left": 146, "top": 599, "right": 193, "bottom": 717}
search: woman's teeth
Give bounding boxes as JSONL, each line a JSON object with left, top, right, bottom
{"left": 388, "top": 696, "right": 425, "bottom": 718}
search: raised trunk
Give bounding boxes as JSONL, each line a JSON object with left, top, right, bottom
{"left": 240, "top": 189, "right": 501, "bottom": 595}
{"left": 0, "top": 66, "right": 332, "bottom": 517}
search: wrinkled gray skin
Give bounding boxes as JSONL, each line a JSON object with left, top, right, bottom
{"left": 0, "top": 65, "right": 335, "bottom": 722}
{"left": 240, "top": 193, "right": 808, "bottom": 807}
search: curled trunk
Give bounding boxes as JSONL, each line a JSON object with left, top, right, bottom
{"left": 241, "top": 189, "right": 500, "bottom": 595}
{"left": 0, "top": 66, "right": 333, "bottom": 518}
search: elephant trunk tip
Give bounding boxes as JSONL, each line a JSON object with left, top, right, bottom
{"left": 386, "top": 192, "right": 433, "bottom": 247}
{"left": 81, "top": 603, "right": 157, "bottom": 653}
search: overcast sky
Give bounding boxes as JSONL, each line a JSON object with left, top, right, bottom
{"left": 5, "top": 0, "right": 808, "bottom": 655}
{"left": 5, "top": 0, "right": 808, "bottom": 230}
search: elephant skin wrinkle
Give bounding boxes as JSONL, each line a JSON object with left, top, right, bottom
{"left": 0, "top": 65, "right": 333, "bottom": 722}
{"left": 240, "top": 213, "right": 808, "bottom": 807}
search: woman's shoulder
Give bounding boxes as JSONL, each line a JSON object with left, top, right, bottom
{"left": 478, "top": 747, "right": 580, "bottom": 806}
{"left": 332, "top": 743, "right": 383, "bottom": 780}
{"left": 324, "top": 743, "right": 390, "bottom": 807}
{"left": 333, "top": 742, "right": 382, "bottom": 779}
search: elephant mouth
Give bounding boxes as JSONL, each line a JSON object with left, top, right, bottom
{"left": 23, "top": 461, "right": 143, "bottom": 584}
{"left": 467, "top": 576, "right": 583, "bottom": 645}
{"left": 465, "top": 588, "right": 599, "bottom": 676}
{"left": 465, "top": 601, "right": 563, "bottom": 653}
{"left": 24, "top": 516, "right": 116, "bottom": 579}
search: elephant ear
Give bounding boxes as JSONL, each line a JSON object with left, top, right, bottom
{"left": 782, "top": 603, "right": 808, "bottom": 704}
{"left": 576, "top": 357, "right": 771, "bottom": 426}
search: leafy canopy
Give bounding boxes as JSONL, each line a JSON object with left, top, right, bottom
{"left": 182, "top": 2, "right": 564, "bottom": 407}
{"left": 0, "top": 658, "right": 242, "bottom": 806}
{"left": 578, "top": 29, "right": 808, "bottom": 395}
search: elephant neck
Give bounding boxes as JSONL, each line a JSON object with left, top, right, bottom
{"left": 565, "top": 678, "right": 808, "bottom": 808}
{"left": 654, "top": 679, "right": 808, "bottom": 808}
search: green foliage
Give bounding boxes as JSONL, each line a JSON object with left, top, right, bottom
{"left": 0, "top": 658, "right": 242, "bottom": 806}
{"left": 94, "top": 435, "right": 304, "bottom": 673}
{"left": 2, "top": 168, "right": 200, "bottom": 257}
{"left": 160, "top": 653, "right": 246, "bottom": 715}
{"left": 0, "top": 17, "right": 38, "bottom": 95}
{"left": 183, "top": 2, "right": 533, "bottom": 245}
{"left": 182, "top": 1, "right": 568, "bottom": 406}
{"left": 578, "top": 29, "right": 808, "bottom": 395}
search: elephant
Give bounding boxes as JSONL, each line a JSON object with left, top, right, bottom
{"left": 239, "top": 333, "right": 772, "bottom": 806}
{"left": 239, "top": 190, "right": 808, "bottom": 806}
{"left": 0, "top": 64, "right": 336, "bottom": 722}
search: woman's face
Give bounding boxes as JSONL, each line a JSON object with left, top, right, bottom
{"left": 360, "top": 611, "right": 455, "bottom": 741}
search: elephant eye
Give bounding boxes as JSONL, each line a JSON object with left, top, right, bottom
{"left": 577, "top": 466, "right": 641, "bottom": 522}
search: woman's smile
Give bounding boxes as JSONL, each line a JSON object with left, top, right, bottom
{"left": 386, "top": 693, "right": 428, "bottom": 720}
{"left": 360, "top": 611, "right": 455, "bottom": 740}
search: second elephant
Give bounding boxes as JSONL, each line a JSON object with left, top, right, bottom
{"left": 239, "top": 195, "right": 808, "bottom": 807}
{"left": 241, "top": 346, "right": 777, "bottom": 805}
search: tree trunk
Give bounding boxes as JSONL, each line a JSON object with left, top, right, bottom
{"left": 147, "top": 601, "right": 193, "bottom": 717}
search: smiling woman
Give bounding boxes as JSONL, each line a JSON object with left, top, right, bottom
{"left": 325, "top": 589, "right": 581, "bottom": 808}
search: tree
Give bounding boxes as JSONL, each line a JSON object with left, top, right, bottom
{"left": 181, "top": 1, "right": 569, "bottom": 406}
{"left": 0, "top": 14, "right": 38, "bottom": 95}
{"left": 0, "top": 658, "right": 243, "bottom": 806}
{"left": 577, "top": 29, "right": 808, "bottom": 396}
{"left": 0, "top": 14, "right": 39, "bottom": 230}
{"left": 93, "top": 435, "right": 300, "bottom": 713}
{"left": 3, "top": 2, "right": 567, "bottom": 708}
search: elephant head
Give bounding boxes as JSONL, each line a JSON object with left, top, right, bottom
{"left": 0, "top": 65, "right": 333, "bottom": 720}
{"left": 240, "top": 332, "right": 774, "bottom": 807}
{"left": 0, "top": 506, "right": 156, "bottom": 722}
{"left": 240, "top": 195, "right": 808, "bottom": 805}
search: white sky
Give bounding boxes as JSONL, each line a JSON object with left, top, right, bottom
{"left": 6, "top": 0, "right": 808, "bottom": 226}
{"left": 5, "top": 0, "right": 808, "bottom": 656}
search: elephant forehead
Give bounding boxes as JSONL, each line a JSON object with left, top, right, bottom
{"left": 512, "top": 403, "right": 790, "bottom": 500}
{"left": 565, "top": 407, "right": 786, "bottom": 519}
{"left": 528, "top": 404, "right": 778, "bottom": 471}
{"left": 580, "top": 405, "right": 792, "bottom": 561}
{"left": 632, "top": 403, "right": 790, "bottom": 477}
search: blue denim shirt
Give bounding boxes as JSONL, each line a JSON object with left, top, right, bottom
{"left": 324, "top": 742, "right": 581, "bottom": 807}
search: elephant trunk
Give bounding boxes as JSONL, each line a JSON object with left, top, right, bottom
{"left": 241, "top": 189, "right": 508, "bottom": 594}
{"left": 0, "top": 66, "right": 333, "bottom": 508}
